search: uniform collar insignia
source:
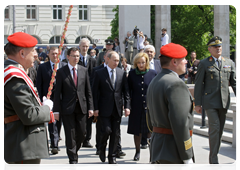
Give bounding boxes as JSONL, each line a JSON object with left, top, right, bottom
{"left": 209, "top": 57, "right": 213, "bottom": 62}
{"left": 222, "top": 57, "right": 225, "bottom": 61}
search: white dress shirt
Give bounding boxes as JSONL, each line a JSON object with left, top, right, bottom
{"left": 212, "top": 56, "right": 222, "bottom": 67}
{"left": 161, "top": 33, "right": 169, "bottom": 46}
{"left": 68, "top": 63, "right": 78, "bottom": 79}
{"left": 149, "top": 59, "right": 155, "bottom": 70}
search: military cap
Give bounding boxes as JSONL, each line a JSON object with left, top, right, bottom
{"left": 7, "top": 32, "right": 38, "bottom": 48}
{"left": 160, "top": 43, "right": 187, "bottom": 59}
{"left": 207, "top": 36, "right": 222, "bottom": 46}
{"left": 105, "top": 39, "right": 114, "bottom": 45}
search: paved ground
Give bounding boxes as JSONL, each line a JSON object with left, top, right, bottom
{"left": 40, "top": 116, "right": 236, "bottom": 165}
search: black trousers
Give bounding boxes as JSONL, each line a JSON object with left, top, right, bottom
{"left": 61, "top": 102, "right": 86, "bottom": 163}
{"left": 83, "top": 116, "right": 93, "bottom": 143}
{"left": 99, "top": 105, "right": 121, "bottom": 159}
{"left": 48, "top": 119, "right": 61, "bottom": 148}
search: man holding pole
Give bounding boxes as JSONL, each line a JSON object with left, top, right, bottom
{"left": 4, "top": 32, "right": 55, "bottom": 164}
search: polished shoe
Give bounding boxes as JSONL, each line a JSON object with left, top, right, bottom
{"left": 82, "top": 141, "right": 93, "bottom": 148}
{"left": 140, "top": 144, "right": 148, "bottom": 149}
{"left": 133, "top": 152, "right": 140, "bottom": 161}
{"left": 108, "top": 157, "right": 117, "bottom": 164}
{"left": 69, "top": 161, "right": 78, "bottom": 164}
{"left": 51, "top": 148, "right": 58, "bottom": 155}
{"left": 99, "top": 150, "right": 106, "bottom": 162}
{"left": 116, "top": 151, "right": 126, "bottom": 158}
{"left": 70, "top": 162, "right": 77, "bottom": 170}
{"left": 210, "top": 163, "right": 222, "bottom": 170}
{"left": 96, "top": 150, "right": 100, "bottom": 155}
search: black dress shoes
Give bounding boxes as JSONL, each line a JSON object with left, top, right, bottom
{"left": 116, "top": 151, "right": 126, "bottom": 158}
{"left": 140, "top": 144, "right": 148, "bottom": 149}
{"left": 69, "top": 161, "right": 78, "bottom": 164}
{"left": 210, "top": 163, "right": 222, "bottom": 170}
{"left": 108, "top": 157, "right": 117, "bottom": 164}
{"left": 51, "top": 148, "right": 58, "bottom": 155}
{"left": 82, "top": 141, "right": 93, "bottom": 148}
{"left": 133, "top": 152, "right": 140, "bottom": 161}
{"left": 96, "top": 150, "right": 100, "bottom": 155}
{"left": 99, "top": 150, "right": 106, "bottom": 162}
{"left": 70, "top": 162, "right": 77, "bottom": 170}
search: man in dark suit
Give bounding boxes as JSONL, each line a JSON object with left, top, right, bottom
{"left": 147, "top": 43, "right": 194, "bottom": 164}
{"left": 53, "top": 47, "right": 94, "bottom": 164}
{"left": 144, "top": 45, "right": 162, "bottom": 74}
{"left": 36, "top": 46, "right": 67, "bottom": 154}
{"left": 92, "top": 51, "right": 131, "bottom": 164}
{"left": 78, "top": 38, "right": 96, "bottom": 148}
{"left": 38, "top": 47, "right": 47, "bottom": 61}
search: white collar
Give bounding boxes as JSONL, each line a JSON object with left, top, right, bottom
{"left": 106, "top": 65, "right": 115, "bottom": 73}
{"left": 68, "top": 62, "right": 78, "bottom": 71}
{"left": 212, "top": 55, "right": 222, "bottom": 61}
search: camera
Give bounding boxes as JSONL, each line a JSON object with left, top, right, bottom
{"left": 133, "top": 26, "right": 139, "bottom": 36}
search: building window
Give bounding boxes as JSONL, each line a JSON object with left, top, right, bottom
{"left": 5, "top": 6, "right": 10, "bottom": 20}
{"left": 49, "top": 36, "right": 67, "bottom": 44}
{"left": 75, "top": 36, "right": 92, "bottom": 44}
{"left": 53, "top": 5, "right": 62, "bottom": 20}
{"left": 26, "top": 5, "right": 36, "bottom": 19}
{"left": 79, "top": 5, "right": 88, "bottom": 21}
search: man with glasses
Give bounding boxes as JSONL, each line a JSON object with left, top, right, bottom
{"left": 53, "top": 47, "right": 94, "bottom": 164}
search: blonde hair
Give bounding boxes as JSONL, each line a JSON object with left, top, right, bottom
{"left": 133, "top": 52, "right": 150, "bottom": 70}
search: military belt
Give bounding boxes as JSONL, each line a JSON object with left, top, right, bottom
{"left": 4, "top": 115, "right": 20, "bottom": 124}
{"left": 153, "top": 127, "right": 193, "bottom": 136}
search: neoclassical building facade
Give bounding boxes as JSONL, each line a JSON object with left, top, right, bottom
{"left": 4, "top": 5, "right": 116, "bottom": 48}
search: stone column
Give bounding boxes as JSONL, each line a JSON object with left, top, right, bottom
{"left": 214, "top": 5, "right": 230, "bottom": 58}
{"left": 119, "top": 5, "right": 151, "bottom": 55}
{"left": 155, "top": 5, "right": 171, "bottom": 58}
{"left": 229, "top": 104, "right": 238, "bottom": 148}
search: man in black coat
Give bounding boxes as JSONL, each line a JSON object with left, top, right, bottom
{"left": 92, "top": 51, "right": 130, "bottom": 164}
{"left": 36, "top": 46, "right": 67, "bottom": 154}
{"left": 53, "top": 47, "right": 94, "bottom": 164}
{"left": 38, "top": 47, "right": 47, "bottom": 61}
{"left": 78, "top": 38, "right": 96, "bottom": 148}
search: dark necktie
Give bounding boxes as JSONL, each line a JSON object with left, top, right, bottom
{"left": 52, "top": 64, "right": 55, "bottom": 70}
{"left": 216, "top": 59, "right": 221, "bottom": 69}
{"left": 83, "top": 56, "right": 85, "bottom": 67}
{"left": 111, "top": 69, "right": 115, "bottom": 89}
{"left": 72, "top": 67, "right": 77, "bottom": 87}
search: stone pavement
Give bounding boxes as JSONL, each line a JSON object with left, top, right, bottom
{"left": 41, "top": 116, "right": 236, "bottom": 165}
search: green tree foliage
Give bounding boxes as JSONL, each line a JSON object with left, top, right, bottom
{"left": 171, "top": 5, "right": 214, "bottom": 60}
{"left": 229, "top": 5, "right": 236, "bottom": 52}
{"left": 151, "top": 5, "right": 155, "bottom": 45}
{"left": 108, "top": 5, "right": 119, "bottom": 40}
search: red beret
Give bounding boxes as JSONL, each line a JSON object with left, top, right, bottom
{"left": 160, "top": 43, "right": 187, "bottom": 59}
{"left": 7, "top": 32, "right": 38, "bottom": 48}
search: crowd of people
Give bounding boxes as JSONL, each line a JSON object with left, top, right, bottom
{"left": 4, "top": 30, "right": 236, "bottom": 165}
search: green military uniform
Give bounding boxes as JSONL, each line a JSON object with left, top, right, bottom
{"left": 194, "top": 36, "right": 236, "bottom": 164}
{"left": 147, "top": 69, "right": 194, "bottom": 163}
{"left": 4, "top": 60, "right": 51, "bottom": 163}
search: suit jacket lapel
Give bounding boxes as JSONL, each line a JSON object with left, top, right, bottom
{"left": 103, "top": 67, "right": 114, "bottom": 90}
{"left": 64, "top": 65, "right": 77, "bottom": 89}
{"left": 115, "top": 68, "right": 122, "bottom": 90}
{"left": 209, "top": 57, "right": 220, "bottom": 71}
{"left": 86, "top": 55, "right": 90, "bottom": 68}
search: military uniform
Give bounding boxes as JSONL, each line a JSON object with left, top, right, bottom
{"left": 4, "top": 32, "right": 53, "bottom": 164}
{"left": 96, "top": 39, "right": 113, "bottom": 66}
{"left": 147, "top": 43, "right": 194, "bottom": 164}
{"left": 194, "top": 36, "right": 236, "bottom": 164}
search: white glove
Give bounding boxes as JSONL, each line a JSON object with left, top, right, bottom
{"left": 182, "top": 158, "right": 193, "bottom": 170}
{"left": 42, "top": 96, "right": 53, "bottom": 110}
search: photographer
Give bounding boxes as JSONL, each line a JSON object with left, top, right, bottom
{"left": 123, "top": 31, "right": 132, "bottom": 64}
{"left": 128, "top": 26, "right": 145, "bottom": 64}
{"left": 187, "top": 51, "right": 200, "bottom": 84}
{"left": 161, "top": 28, "right": 169, "bottom": 46}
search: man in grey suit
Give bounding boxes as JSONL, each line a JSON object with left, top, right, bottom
{"left": 147, "top": 43, "right": 194, "bottom": 164}
{"left": 144, "top": 45, "right": 162, "bottom": 74}
{"left": 194, "top": 36, "right": 236, "bottom": 164}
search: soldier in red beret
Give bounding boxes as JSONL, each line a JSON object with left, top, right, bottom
{"left": 4, "top": 32, "right": 56, "bottom": 164}
{"left": 147, "top": 43, "right": 195, "bottom": 164}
